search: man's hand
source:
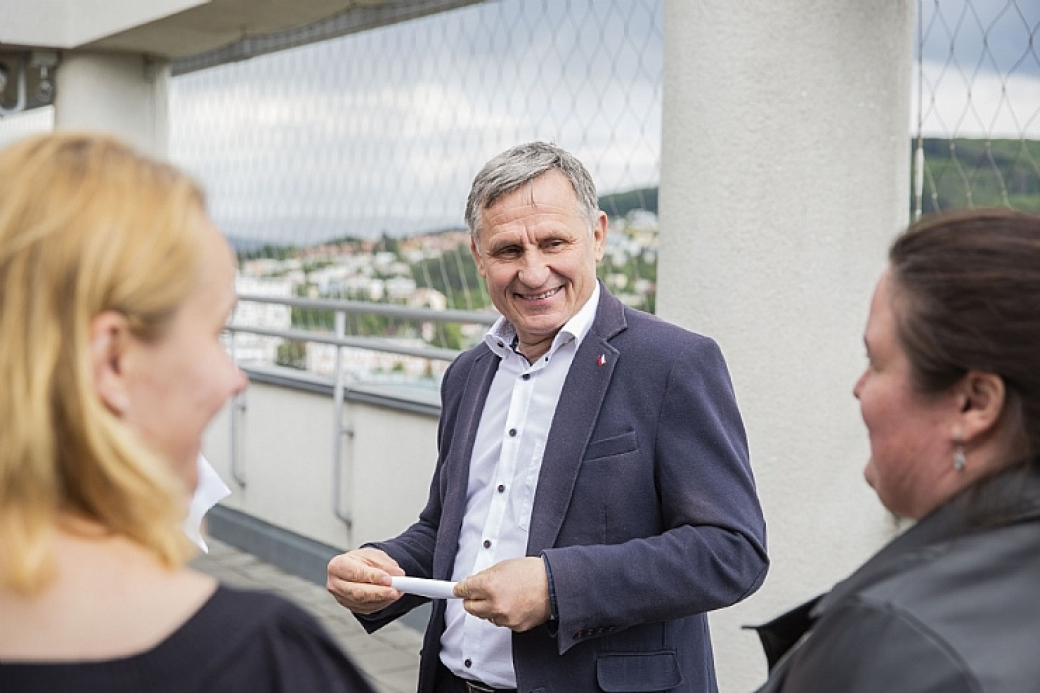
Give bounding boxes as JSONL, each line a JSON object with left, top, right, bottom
{"left": 326, "top": 547, "right": 405, "bottom": 614}
{"left": 455, "top": 557, "right": 551, "bottom": 632}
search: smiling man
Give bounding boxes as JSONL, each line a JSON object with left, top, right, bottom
{"left": 327, "top": 142, "right": 768, "bottom": 693}
{"left": 470, "top": 166, "right": 604, "bottom": 363}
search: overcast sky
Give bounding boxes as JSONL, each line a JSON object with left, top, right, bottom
{"left": 915, "top": 0, "right": 1040, "bottom": 138}
{"left": 168, "top": 0, "right": 663, "bottom": 244}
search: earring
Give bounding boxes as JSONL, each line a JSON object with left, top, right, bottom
{"left": 953, "top": 427, "right": 966, "bottom": 472}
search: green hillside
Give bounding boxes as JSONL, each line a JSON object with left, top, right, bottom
{"left": 913, "top": 138, "right": 1040, "bottom": 214}
{"left": 599, "top": 187, "right": 658, "bottom": 218}
{"left": 597, "top": 139, "right": 1040, "bottom": 217}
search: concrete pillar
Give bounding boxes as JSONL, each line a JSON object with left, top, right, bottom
{"left": 658, "top": 1, "right": 914, "bottom": 690}
{"left": 53, "top": 51, "right": 170, "bottom": 158}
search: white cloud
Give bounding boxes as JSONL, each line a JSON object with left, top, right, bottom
{"left": 912, "top": 60, "right": 1040, "bottom": 138}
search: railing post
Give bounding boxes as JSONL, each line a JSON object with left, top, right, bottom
{"left": 331, "top": 309, "right": 353, "bottom": 525}
{"left": 229, "top": 329, "right": 248, "bottom": 487}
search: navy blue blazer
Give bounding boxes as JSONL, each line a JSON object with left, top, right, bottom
{"left": 360, "top": 286, "right": 768, "bottom": 693}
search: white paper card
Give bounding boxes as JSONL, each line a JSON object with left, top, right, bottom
{"left": 391, "top": 576, "right": 459, "bottom": 599}
{"left": 184, "top": 454, "right": 231, "bottom": 553}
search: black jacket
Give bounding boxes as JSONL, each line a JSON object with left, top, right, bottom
{"left": 0, "top": 586, "right": 373, "bottom": 693}
{"left": 751, "top": 467, "right": 1040, "bottom": 693}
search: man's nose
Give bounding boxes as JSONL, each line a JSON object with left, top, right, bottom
{"left": 517, "top": 251, "right": 550, "bottom": 286}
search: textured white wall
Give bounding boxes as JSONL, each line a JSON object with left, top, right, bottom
{"left": 658, "top": 1, "right": 914, "bottom": 690}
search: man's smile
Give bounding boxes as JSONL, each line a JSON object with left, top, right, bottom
{"left": 515, "top": 286, "right": 563, "bottom": 301}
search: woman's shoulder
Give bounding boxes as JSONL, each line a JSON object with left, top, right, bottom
{"left": 0, "top": 585, "right": 374, "bottom": 693}
{"left": 861, "top": 514, "right": 1040, "bottom": 609}
{"left": 792, "top": 517, "right": 1040, "bottom": 692}
{"left": 174, "top": 585, "right": 375, "bottom": 691}
{"left": 173, "top": 583, "right": 352, "bottom": 654}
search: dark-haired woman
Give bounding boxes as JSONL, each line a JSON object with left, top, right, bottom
{"left": 753, "top": 208, "right": 1040, "bottom": 693}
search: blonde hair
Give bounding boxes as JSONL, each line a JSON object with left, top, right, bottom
{"left": 0, "top": 132, "right": 207, "bottom": 592}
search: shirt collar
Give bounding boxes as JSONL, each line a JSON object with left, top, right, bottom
{"left": 484, "top": 282, "right": 601, "bottom": 359}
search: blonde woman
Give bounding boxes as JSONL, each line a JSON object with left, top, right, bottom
{"left": 0, "top": 133, "right": 373, "bottom": 692}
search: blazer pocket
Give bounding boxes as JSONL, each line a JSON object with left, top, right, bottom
{"left": 584, "top": 430, "right": 638, "bottom": 461}
{"left": 596, "top": 651, "right": 682, "bottom": 692}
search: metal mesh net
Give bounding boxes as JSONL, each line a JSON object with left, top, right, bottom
{"left": 2, "top": 0, "right": 1038, "bottom": 381}
{"left": 913, "top": 0, "right": 1040, "bottom": 217}
{"left": 168, "top": 0, "right": 663, "bottom": 380}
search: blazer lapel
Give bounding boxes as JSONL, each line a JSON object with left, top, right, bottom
{"left": 433, "top": 348, "right": 499, "bottom": 579}
{"left": 526, "top": 287, "right": 627, "bottom": 554}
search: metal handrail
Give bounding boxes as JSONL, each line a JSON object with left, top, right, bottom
{"left": 228, "top": 293, "right": 498, "bottom": 525}
{"left": 236, "top": 293, "right": 498, "bottom": 324}
{"left": 228, "top": 331, "right": 248, "bottom": 488}
{"left": 226, "top": 325, "right": 463, "bottom": 362}
{"left": 228, "top": 295, "right": 497, "bottom": 363}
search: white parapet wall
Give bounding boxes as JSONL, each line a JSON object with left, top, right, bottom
{"left": 202, "top": 375, "right": 441, "bottom": 553}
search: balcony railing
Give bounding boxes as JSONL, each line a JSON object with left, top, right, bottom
{"left": 224, "top": 293, "right": 498, "bottom": 523}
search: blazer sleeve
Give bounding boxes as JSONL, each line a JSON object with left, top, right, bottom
{"left": 544, "top": 335, "right": 768, "bottom": 651}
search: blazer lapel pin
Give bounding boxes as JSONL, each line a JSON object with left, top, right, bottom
{"left": 597, "top": 354, "right": 607, "bottom": 366}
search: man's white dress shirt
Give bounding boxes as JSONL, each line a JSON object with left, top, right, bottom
{"left": 440, "top": 284, "right": 600, "bottom": 688}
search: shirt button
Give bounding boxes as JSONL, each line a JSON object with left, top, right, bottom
{"left": 464, "top": 659, "right": 472, "bottom": 668}
{"left": 483, "top": 540, "right": 491, "bottom": 549}
{"left": 508, "top": 428, "right": 517, "bottom": 437}
{"left": 497, "top": 341, "right": 504, "bottom": 348}
{"left": 522, "top": 373, "right": 530, "bottom": 380}
{"left": 497, "top": 484, "right": 506, "bottom": 493}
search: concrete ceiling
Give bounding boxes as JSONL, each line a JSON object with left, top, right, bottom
{"left": 86, "top": 0, "right": 396, "bottom": 58}
{"left": 0, "top": 0, "right": 479, "bottom": 62}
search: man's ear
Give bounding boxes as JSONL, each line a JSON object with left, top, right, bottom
{"left": 592, "top": 211, "right": 608, "bottom": 262}
{"left": 954, "top": 371, "right": 1006, "bottom": 443}
{"left": 470, "top": 237, "right": 487, "bottom": 278}
{"left": 90, "top": 311, "right": 132, "bottom": 416}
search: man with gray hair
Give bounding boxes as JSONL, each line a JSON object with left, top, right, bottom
{"left": 328, "top": 141, "right": 768, "bottom": 693}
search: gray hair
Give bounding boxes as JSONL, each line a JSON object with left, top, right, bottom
{"left": 464, "top": 142, "right": 599, "bottom": 249}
